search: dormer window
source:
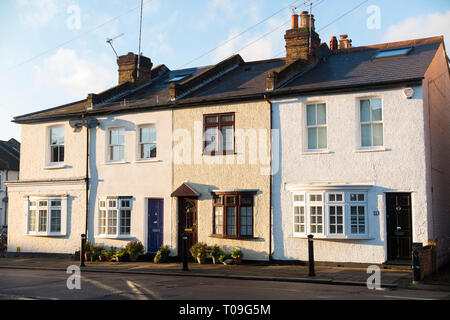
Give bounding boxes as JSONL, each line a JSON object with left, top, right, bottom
{"left": 373, "top": 47, "right": 412, "bottom": 59}
{"left": 50, "top": 126, "right": 64, "bottom": 163}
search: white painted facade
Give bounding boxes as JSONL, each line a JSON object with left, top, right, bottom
{"left": 0, "top": 170, "right": 19, "bottom": 229}
{"left": 271, "top": 80, "right": 448, "bottom": 264}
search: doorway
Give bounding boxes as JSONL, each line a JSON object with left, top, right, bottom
{"left": 148, "top": 199, "right": 164, "bottom": 253}
{"left": 386, "top": 193, "right": 413, "bottom": 262}
{"left": 177, "top": 197, "right": 198, "bottom": 256}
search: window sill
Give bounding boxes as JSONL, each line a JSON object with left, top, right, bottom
{"left": 202, "top": 152, "right": 237, "bottom": 157}
{"left": 96, "top": 235, "right": 134, "bottom": 240}
{"left": 354, "top": 146, "right": 387, "bottom": 153}
{"left": 104, "top": 161, "right": 128, "bottom": 165}
{"left": 44, "top": 164, "right": 66, "bottom": 170}
{"left": 302, "top": 149, "right": 332, "bottom": 155}
{"left": 134, "top": 159, "right": 162, "bottom": 164}
{"left": 209, "top": 235, "right": 262, "bottom": 241}
{"left": 289, "top": 235, "right": 374, "bottom": 240}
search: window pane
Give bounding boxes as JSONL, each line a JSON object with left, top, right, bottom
{"left": 51, "top": 200, "right": 61, "bottom": 207}
{"left": 240, "top": 207, "right": 253, "bottom": 236}
{"left": 39, "top": 210, "right": 47, "bottom": 232}
{"left": 39, "top": 201, "right": 47, "bottom": 207}
{"left": 50, "top": 127, "right": 64, "bottom": 145}
{"left": 213, "top": 197, "right": 222, "bottom": 205}
{"left": 226, "top": 196, "right": 235, "bottom": 205}
{"left": 329, "top": 194, "right": 335, "bottom": 202}
{"left": 310, "top": 206, "right": 323, "bottom": 234}
{"left": 336, "top": 194, "right": 343, "bottom": 202}
{"left": 372, "top": 124, "right": 383, "bottom": 146}
{"left": 29, "top": 210, "right": 36, "bottom": 232}
{"left": 306, "top": 104, "right": 316, "bottom": 126}
{"left": 371, "top": 99, "right": 382, "bottom": 121}
{"left": 108, "top": 210, "right": 117, "bottom": 235}
{"left": 220, "top": 115, "right": 234, "bottom": 122}
{"left": 205, "top": 127, "right": 218, "bottom": 152}
{"left": 308, "top": 128, "right": 317, "bottom": 149}
{"left": 226, "top": 207, "right": 236, "bottom": 235}
{"left": 120, "top": 210, "right": 131, "bottom": 235}
{"left": 361, "top": 124, "right": 372, "bottom": 147}
{"left": 214, "top": 207, "right": 223, "bottom": 235}
{"left": 241, "top": 197, "right": 252, "bottom": 206}
{"left": 294, "top": 194, "right": 304, "bottom": 202}
{"left": 99, "top": 210, "right": 107, "bottom": 234}
{"left": 50, "top": 210, "right": 61, "bottom": 233}
{"left": 317, "top": 127, "right": 327, "bottom": 149}
{"left": 316, "top": 104, "right": 326, "bottom": 125}
{"left": 205, "top": 116, "right": 218, "bottom": 124}
{"left": 360, "top": 100, "right": 371, "bottom": 122}
{"left": 221, "top": 126, "right": 234, "bottom": 151}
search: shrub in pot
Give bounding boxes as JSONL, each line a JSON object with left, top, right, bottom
{"left": 154, "top": 245, "right": 171, "bottom": 263}
{"left": 126, "top": 241, "right": 144, "bottom": 261}
{"left": 84, "top": 241, "right": 93, "bottom": 262}
{"left": 210, "top": 245, "right": 223, "bottom": 264}
{"left": 113, "top": 248, "right": 129, "bottom": 262}
{"left": 232, "top": 249, "right": 243, "bottom": 265}
{"left": 190, "top": 242, "right": 209, "bottom": 264}
{"left": 219, "top": 254, "right": 233, "bottom": 265}
{"left": 92, "top": 245, "right": 104, "bottom": 262}
{"left": 101, "top": 247, "right": 117, "bottom": 262}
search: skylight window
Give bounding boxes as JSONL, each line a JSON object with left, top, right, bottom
{"left": 167, "top": 74, "right": 189, "bottom": 83}
{"left": 373, "top": 47, "right": 412, "bottom": 59}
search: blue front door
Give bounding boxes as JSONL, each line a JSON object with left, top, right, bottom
{"left": 148, "top": 199, "right": 164, "bottom": 253}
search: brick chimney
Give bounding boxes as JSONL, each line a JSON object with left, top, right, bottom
{"left": 338, "top": 35, "right": 352, "bottom": 49}
{"left": 330, "top": 36, "right": 338, "bottom": 51}
{"left": 117, "top": 52, "right": 153, "bottom": 85}
{"left": 284, "top": 11, "right": 321, "bottom": 65}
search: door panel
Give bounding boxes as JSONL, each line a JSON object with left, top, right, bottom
{"left": 178, "top": 197, "right": 198, "bottom": 256}
{"left": 148, "top": 199, "right": 164, "bottom": 253}
{"left": 386, "top": 193, "right": 412, "bottom": 261}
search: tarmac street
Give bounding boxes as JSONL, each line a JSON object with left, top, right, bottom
{"left": 0, "top": 268, "right": 449, "bottom": 301}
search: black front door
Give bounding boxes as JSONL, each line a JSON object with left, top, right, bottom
{"left": 386, "top": 193, "right": 413, "bottom": 261}
{"left": 178, "top": 197, "right": 198, "bottom": 256}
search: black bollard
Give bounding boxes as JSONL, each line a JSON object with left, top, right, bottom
{"left": 182, "top": 233, "right": 189, "bottom": 271}
{"left": 80, "top": 234, "right": 86, "bottom": 268}
{"left": 412, "top": 248, "right": 421, "bottom": 284}
{"left": 308, "top": 234, "right": 315, "bottom": 277}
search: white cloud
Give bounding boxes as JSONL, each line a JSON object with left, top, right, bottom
{"left": 383, "top": 11, "right": 450, "bottom": 49}
{"left": 17, "top": 0, "right": 61, "bottom": 28}
{"left": 35, "top": 49, "right": 116, "bottom": 99}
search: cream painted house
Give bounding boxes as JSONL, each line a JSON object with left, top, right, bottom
{"left": 0, "top": 139, "right": 20, "bottom": 231}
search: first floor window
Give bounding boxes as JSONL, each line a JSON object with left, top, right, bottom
{"left": 108, "top": 128, "right": 125, "bottom": 161}
{"left": 50, "top": 126, "right": 64, "bottom": 163}
{"left": 306, "top": 103, "right": 327, "bottom": 150}
{"left": 27, "top": 197, "right": 66, "bottom": 235}
{"left": 292, "top": 191, "right": 368, "bottom": 237}
{"left": 212, "top": 192, "right": 255, "bottom": 238}
{"left": 203, "top": 113, "right": 235, "bottom": 155}
{"left": 139, "top": 125, "right": 157, "bottom": 159}
{"left": 360, "top": 98, "right": 383, "bottom": 147}
{"left": 99, "top": 197, "right": 132, "bottom": 237}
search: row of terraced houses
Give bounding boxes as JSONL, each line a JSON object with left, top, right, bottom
{"left": 5, "top": 12, "right": 450, "bottom": 266}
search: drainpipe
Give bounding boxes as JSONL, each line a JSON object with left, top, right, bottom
{"left": 83, "top": 114, "right": 90, "bottom": 239}
{"left": 264, "top": 94, "right": 273, "bottom": 262}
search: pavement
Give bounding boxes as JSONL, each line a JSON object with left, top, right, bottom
{"left": 1, "top": 254, "right": 449, "bottom": 292}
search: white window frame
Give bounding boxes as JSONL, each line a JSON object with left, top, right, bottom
{"left": 359, "top": 98, "right": 384, "bottom": 149}
{"left": 107, "top": 127, "right": 125, "bottom": 162}
{"left": 25, "top": 196, "right": 67, "bottom": 237}
{"left": 305, "top": 102, "right": 327, "bottom": 151}
{"left": 292, "top": 192, "right": 306, "bottom": 236}
{"left": 291, "top": 190, "right": 369, "bottom": 239}
{"left": 97, "top": 197, "right": 133, "bottom": 239}
{"left": 137, "top": 124, "right": 157, "bottom": 160}
{"left": 48, "top": 125, "right": 65, "bottom": 165}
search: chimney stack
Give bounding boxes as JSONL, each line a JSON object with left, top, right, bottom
{"left": 338, "top": 35, "right": 352, "bottom": 49}
{"left": 117, "top": 52, "right": 153, "bottom": 85}
{"left": 284, "top": 11, "right": 321, "bottom": 65}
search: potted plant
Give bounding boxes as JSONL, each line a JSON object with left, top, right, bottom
{"left": 101, "top": 247, "right": 117, "bottom": 262}
{"left": 210, "top": 245, "right": 223, "bottom": 264}
{"left": 113, "top": 248, "right": 129, "bottom": 262}
{"left": 154, "top": 245, "right": 171, "bottom": 263}
{"left": 92, "top": 245, "right": 103, "bottom": 262}
{"left": 84, "top": 241, "right": 93, "bottom": 262}
{"left": 126, "top": 241, "right": 144, "bottom": 262}
{"left": 190, "top": 242, "right": 209, "bottom": 264}
{"left": 219, "top": 254, "right": 233, "bottom": 265}
{"left": 232, "top": 249, "right": 243, "bottom": 265}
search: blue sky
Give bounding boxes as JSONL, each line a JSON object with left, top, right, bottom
{"left": 1, "top": 0, "right": 449, "bottom": 141}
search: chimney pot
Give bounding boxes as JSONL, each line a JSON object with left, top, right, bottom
{"left": 291, "top": 14, "right": 299, "bottom": 29}
{"left": 330, "top": 36, "right": 338, "bottom": 51}
{"left": 338, "top": 34, "right": 352, "bottom": 49}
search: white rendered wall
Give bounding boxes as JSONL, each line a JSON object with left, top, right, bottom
{"left": 272, "top": 86, "right": 429, "bottom": 264}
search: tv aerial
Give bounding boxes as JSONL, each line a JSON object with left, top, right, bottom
{"left": 106, "top": 33, "right": 124, "bottom": 58}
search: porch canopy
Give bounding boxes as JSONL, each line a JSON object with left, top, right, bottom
{"left": 171, "top": 183, "right": 200, "bottom": 198}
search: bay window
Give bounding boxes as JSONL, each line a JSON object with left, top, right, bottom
{"left": 26, "top": 197, "right": 67, "bottom": 236}
{"left": 98, "top": 197, "right": 132, "bottom": 237}
{"left": 212, "top": 191, "right": 255, "bottom": 238}
{"left": 292, "top": 191, "right": 368, "bottom": 238}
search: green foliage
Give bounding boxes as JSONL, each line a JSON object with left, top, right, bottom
{"left": 219, "top": 254, "right": 232, "bottom": 263}
{"left": 154, "top": 245, "right": 171, "bottom": 263}
{"left": 231, "top": 249, "right": 243, "bottom": 259}
{"left": 101, "top": 247, "right": 117, "bottom": 261}
{"left": 92, "top": 245, "right": 104, "bottom": 261}
{"left": 84, "top": 241, "right": 93, "bottom": 254}
{"left": 190, "top": 242, "right": 209, "bottom": 259}
{"left": 126, "top": 241, "right": 144, "bottom": 260}
{"left": 210, "top": 245, "right": 223, "bottom": 257}
{"left": 113, "top": 248, "right": 129, "bottom": 262}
